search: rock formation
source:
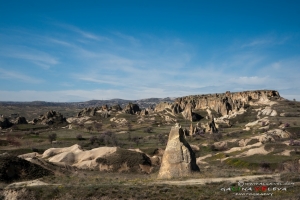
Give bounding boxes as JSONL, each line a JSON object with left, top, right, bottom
{"left": 155, "top": 90, "right": 280, "bottom": 118}
{"left": 123, "top": 103, "right": 140, "bottom": 114}
{"left": 15, "top": 117, "right": 28, "bottom": 125}
{"left": 209, "top": 118, "right": 218, "bottom": 133}
{"left": 38, "top": 110, "right": 67, "bottom": 125}
{"left": 19, "top": 144, "right": 153, "bottom": 173}
{"left": 0, "top": 154, "right": 53, "bottom": 183}
{"left": 0, "top": 117, "right": 13, "bottom": 129}
{"left": 111, "top": 104, "right": 122, "bottom": 112}
{"left": 154, "top": 102, "right": 173, "bottom": 112}
{"left": 181, "top": 103, "right": 193, "bottom": 121}
{"left": 77, "top": 107, "right": 99, "bottom": 117}
{"left": 158, "top": 123, "right": 200, "bottom": 179}
{"left": 258, "top": 106, "right": 278, "bottom": 117}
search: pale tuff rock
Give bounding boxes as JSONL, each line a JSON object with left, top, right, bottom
{"left": 238, "top": 138, "right": 260, "bottom": 147}
{"left": 181, "top": 103, "right": 193, "bottom": 122}
{"left": 21, "top": 144, "right": 153, "bottom": 173}
{"left": 66, "top": 116, "right": 91, "bottom": 124}
{"left": 158, "top": 124, "right": 200, "bottom": 179}
{"left": 258, "top": 106, "right": 278, "bottom": 117}
{"left": 77, "top": 105, "right": 113, "bottom": 117}
{"left": 37, "top": 110, "right": 67, "bottom": 125}
{"left": 109, "top": 117, "right": 128, "bottom": 124}
{"left": 245, "top": 117, "right": 270, "bottom": 128}
{"left": 154, "top": 102, "right": 173, "bottom": 112}
{"left": 123, "top": 103, "right": 141, "bottom": 114}
{"left": 155, "top": 90, "right": 280, "bottom": 117}
{"left": 253, "top": 129, "right": 292, "bottom": 143}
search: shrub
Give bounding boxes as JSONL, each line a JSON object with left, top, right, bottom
{"left": 210, "top": 144, "right": 217, "bottom": 151}
{"left": 89, "top": 132, "right": 118, "bottom": 146}
{"left": 144, "top": 127, "right": 153, "bottom": 133}
{"left": 127, "top": 132, "right": 132, "bottom": 141}
{"left": 90, "top": 136, "right": 97, "bottom": 145}
{"left": 158, "top": 134, "right": 166, "bottom": 145}
{"left": 31, "top": 147, "right": 39, "bottom": 152}
{"left": 93, "top": 122, "right": 102, "bottom": 132}
{"left": 48, "top": 133, "right": 57, "bottom": 143}
{"left": 132, "top": 136, "right": 140, "bottom": 146}
{"left": 86, "top": 126, "right": 93, "bottom": 133}
{"left": 293, "top": 121, "right": 297, "bottom": 126}
{"left": 260, "top": 162, "right": 271, "bottom": 170}
{"left": 284, "top": 123, "right": 290, "bottom": 127}
{"left": 76, "top": 134, "right": 84, "bottom": 140}
{"left": 6, "top": 135, "right": 21, "bottom": 147}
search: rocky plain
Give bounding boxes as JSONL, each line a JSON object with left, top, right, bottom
{"left": 0, "top": 90, "right": 300, "bottom": 199}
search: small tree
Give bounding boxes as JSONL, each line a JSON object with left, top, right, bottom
{"left": 127, "top": 132, "right": 132, "bottom": 141}
{"left": 86, "top": 126, "right": 93, "bottom": 133}
{"left": 158, "top": 133, "right": 166, "bottom": 145}
{"left": 285, "top": 123, "right": 290, "bottom": 128}
{"left": 48, "top": 133, "right": 57, "bottom": 143}
{"left": 76, "top": 134, "right": 84, "bottom": 140}
{"left": 93, "top": 122, "right": 102, "bottom": 132}
{"left": 127, "top": 122, "right": 133, "bottom": 131}
{"left": 90, "top": 136, "right": 97, "bottom": 145}
{"left": 78, "top": 123, "right": 84, "bottom": 129}
{"left": 144, "top": 127, "right": 153, "bottom": 133}
{"left": 132, "top": 136, "right": 140, "bottom": 146}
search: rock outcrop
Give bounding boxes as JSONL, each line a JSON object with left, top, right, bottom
{"left": 123, "top": 103, "right": 140, "bottom": 114}
{"left": 181, "top": 103, "right": 193, "bottom": 121}
{"left": 111, "top": 104, "right": 122, "bottom": 112}
{"left": 0, "top": 155, "right": 53, "bottom": 183}
{"left": 154, "top": 102, "right": 173, "bottom": 112}
{"left": 15, "top": 117, "right": 28, "bottom": 125}
{"left": 156, "top": 90, "right": 280, "bottom": 117}
{"left": 158, "top": 123, "right": 200, "bottom": 179}
{"left": 20, "top": 144, "right": 152, "bottom": 173}
{"left": 258, "top": 107, "right": 278, "bottom": 117}
{"left": 77, "top": 107, "right": 99, "bottom": 117}
{"left": 38, "top": 110, "right": 67, "bottom": 125}
{"left": 0, "top": 117, "right": 13, "bottom": 129}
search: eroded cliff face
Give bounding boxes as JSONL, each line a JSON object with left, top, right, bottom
{"left": 156, "top": 90, "right": 280, "bottom": 117}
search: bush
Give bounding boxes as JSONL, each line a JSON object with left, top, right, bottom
{"left": 48, "top": 133, "right": 57, "bottom": 143}
{"left": 144, "top": 127, "right": 153, "bottom": 133}
{"left": 90, "top": 136, "right": 97, "bottom": 145}
{"left": 76, "top": 134, "right": 85, "bottom": 140}
{"left": 284, "top": 123, "right": 290, "bottom": 127}
{"left": 6, "top": 135, "right": 21, "bottom": 147}
{"left": 260, "top": 162, "right": 271, "bottom": 170}
{"left": 89, "top": 132, "right": 118, "bottom": 146}
{"left": 31, "top": 147, "right": 39, "bottom": 152}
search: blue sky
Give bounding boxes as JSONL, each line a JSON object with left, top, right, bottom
{"left": 0, "top": 0, "right": 299, "bottom": 102}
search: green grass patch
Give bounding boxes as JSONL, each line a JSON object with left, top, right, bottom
{"left": 15, "top": 124, "right": 48, "bottom": 131}
{"left": 0, "top": 148, "right": 34, "bottom": 156}
{"left": 225, "top": 154, "right": 300, "bottom": 170}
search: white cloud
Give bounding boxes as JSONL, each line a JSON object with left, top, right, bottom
{"left": 0, "top": 68, "right": 43, "bottom": 83}
{"left": 112, "top": 31, "right": 140, "bottom": 46}
{"left": 241, "top": 38, "right": 273, "bottom": 48}
{"left": 229, "top": 76, "right": 269, "bottom": 85}
{"left": 0, "top": 46, "right": 58, "bottom": 69}
{"left": 57, "top": 23, "right": 109, "bottom": 41}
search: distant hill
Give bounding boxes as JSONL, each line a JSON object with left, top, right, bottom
{"left": 0, "top": 97, "right": 175, "bottom": 109}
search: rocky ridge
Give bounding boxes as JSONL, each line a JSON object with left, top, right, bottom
{"left": 155, "top": 90, "right": 281, "bottom": 121}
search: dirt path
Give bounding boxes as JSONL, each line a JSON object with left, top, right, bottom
{"left": 155, "top": 174, "right": 280, "bottom": 185}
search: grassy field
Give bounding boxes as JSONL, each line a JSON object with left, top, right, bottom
{"left": 1, "top": 98, "right": 300, "bottom": 199}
